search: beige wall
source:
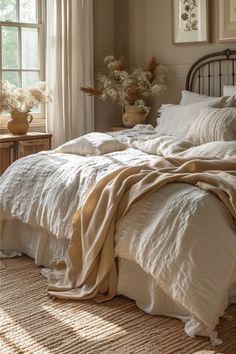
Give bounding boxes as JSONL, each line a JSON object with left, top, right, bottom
{"left": 93, "top": 0, "right": 120, "bottom": 131}
{"left": 94, "top": 0, "right": 236, "bottom": 129}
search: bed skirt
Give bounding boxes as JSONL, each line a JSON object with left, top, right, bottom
{"left": 1, "top": 219, "right": 236, "bottom": 338}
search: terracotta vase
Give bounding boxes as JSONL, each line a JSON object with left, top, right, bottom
{"left": 7, "top": 111, "right": 33, "bottom": 135}
{"left": 122, "top": 105, "right": 148, "bottom": 128}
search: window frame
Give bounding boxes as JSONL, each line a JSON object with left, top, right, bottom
{"left": 0, "top": 0, "right": 46, "bottom": 131}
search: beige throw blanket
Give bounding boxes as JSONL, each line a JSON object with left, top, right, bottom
{"left": 48, "top": 157, "right": 236, "bottom": 332}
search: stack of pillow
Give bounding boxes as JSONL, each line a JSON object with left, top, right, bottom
{"left": 156, "top": 86, "right": 236, "bottom": 145}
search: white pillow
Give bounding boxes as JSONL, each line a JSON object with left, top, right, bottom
{"left": 55, "top": 132, "right": 127, "bottom": 155}
{"left": 180, "top": 90, "right": 218, "bottom": 105}
{"left": 223, "top": 86, "right": 236, "bottom": 96}
{"left": 186, "top": 107, "right": 236, "bottom": 145}
{"left": 180, "top": 89, "right": 236, "bottom": 107}
{"left": 224, "top": 95, "right": 236, "bottom": 107}
{"left": 155, "top": 97, "right": 226, "bottom": 139}
{"left": 223, "top": 86, "right": 236, "bottom": 107}
{"left": 178, "top": 141, "right": 236, "bottom": 159}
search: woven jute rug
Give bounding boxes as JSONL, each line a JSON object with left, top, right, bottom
{"left": 0, "top": 256, "right": 236, "bottom": 354}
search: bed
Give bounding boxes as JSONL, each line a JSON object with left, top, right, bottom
{"left": 1, "top": 49, "right": 236, "bottom": 346}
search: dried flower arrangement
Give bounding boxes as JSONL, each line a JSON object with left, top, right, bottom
{"left": 0, "top": 80, "right": 52, "bottom": 113}
{"left": 81, "top": 55, "right": 168, "bottom": 114}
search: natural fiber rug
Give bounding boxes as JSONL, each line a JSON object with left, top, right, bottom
{"left": 0, "top": 256, "right": 236, "bottom": 354}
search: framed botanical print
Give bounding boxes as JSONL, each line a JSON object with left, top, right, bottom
{"left": 172, "top": 0, "right": 209, "bottom": 44}
{"left": 219, "top": 0, "right": 236, "bottom": 41}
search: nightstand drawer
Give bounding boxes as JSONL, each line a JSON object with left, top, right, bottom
{"left": 0, "top": 142, "right": 16, "bottom": 175}
{"left": 18, "top": 138, "right": 50, "bottom": 158}
{"left": 107, "top": 126, "right": 129, "bottom": 132}
{"left": 0, "top": 132, "right": 52, "bottom": 175}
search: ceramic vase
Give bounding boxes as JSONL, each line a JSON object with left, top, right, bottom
{"left": 7, "top": 111, "right": 33, "bottom": 135}
{"left": 122, "top": 105, "right": 148, "bottom": 128}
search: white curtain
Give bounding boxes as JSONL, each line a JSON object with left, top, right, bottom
{"left": 46, "top": 0, "right": 94, "bottom": 148}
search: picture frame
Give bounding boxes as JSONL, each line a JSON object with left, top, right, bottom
{"left": 218, "top": 0, "right": 236, "bottom": 42}
{"left": 172, "top": 0, "right": 209, "bottom": 44}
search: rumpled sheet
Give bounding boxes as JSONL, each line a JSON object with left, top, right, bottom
{"left": 0, "top": 148, "right": 159, "bottom": 239}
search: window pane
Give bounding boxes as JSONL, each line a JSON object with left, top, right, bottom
{"left": 20, "top": 0, "right": 37, "bottom": 23}
{"left": 0, "top": 0, "right": 17, "bottom": 21}
{"left": 2, "top": 71, "right": 19, "bottom": 86}
{"left": 22, "top": 72, "right": 40, "bottom": 111}
{"left": 22, "top": 71, "right": 39, "bottom": 88}
{"left": 2, "top": 26, "right": 19, "bottom": 69}
{"left": 22, "top": 27, "right": 39, "bottom": 69}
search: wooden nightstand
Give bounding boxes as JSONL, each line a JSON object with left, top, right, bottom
{"left": 107, "top": 126, "right": 129, "bottom": 132}
{"left": 0, "top": 132, "right": 52, "bottom": 175}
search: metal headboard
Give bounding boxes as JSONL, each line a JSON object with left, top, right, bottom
{"left": 186, "top": 49, "right": 236, "bottom": 96}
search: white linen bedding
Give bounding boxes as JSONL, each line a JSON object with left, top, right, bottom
{"left": 0, "top": 126, "right": 236, "bottom": 345}
{"left": 0, "top": 126, "right": 191, "bottom": 240}
{"left": 0, "top": 146, "right": 159, "bottom": 240}
{"left": 1, "top": 219, "right": 69, "bottom": 266}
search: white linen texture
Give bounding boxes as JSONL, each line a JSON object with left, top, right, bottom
{"left": 155, "top": 97, "right": 226, "bottom": 139}
{"left": 223, "top": 85, "right": 236, "bottom": 97}
{"left": 180, "top": 89, "right": 236, "bottom": 106}
{"left": 55, "top": 132, "right": 127, "bottom": 155}
{"left": 186, "top": 107, "right": 236, "bottom": 145}
{"left": 180, "top": 90, "right": 218, "bottom": 105}
{"left": 177, "top": 141, "right": 236, "bottom": 159}
{"left": 46, "top": 0, "right": 94, "bottom": 148}
{"left": 131, "top": 135, "right": 193, "bottom": 156}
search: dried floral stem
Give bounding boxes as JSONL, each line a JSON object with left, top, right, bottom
{"left": 80, "top": 87, "right": 103, "bottom": 96}
{"left": 0, "top": 80, "right": 52, "bottom": 113}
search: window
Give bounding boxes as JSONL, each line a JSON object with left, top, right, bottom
{"left": 0, "top": 0, "right": 45, "bottom": 130}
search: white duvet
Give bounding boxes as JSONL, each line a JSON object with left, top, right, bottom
{"left": 0, "top": 144, "right": 159, "bottom": 240}
{"left": 0, "top": 125, "right": 236, "bottom": 344}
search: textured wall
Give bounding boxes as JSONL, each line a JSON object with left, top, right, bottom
{"left": 93, "top": 0, "right": 236, "bottom": 129}
{"left": 93, "top": 0, "right": 120, "bottom": 131}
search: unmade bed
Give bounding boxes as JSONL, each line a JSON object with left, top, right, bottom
{"left": 1, "top": 49, "right": 236, "bottom": 346}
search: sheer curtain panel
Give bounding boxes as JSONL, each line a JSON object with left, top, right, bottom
{"left": 46, "top": 0, "right": 94, "bottom": 147}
